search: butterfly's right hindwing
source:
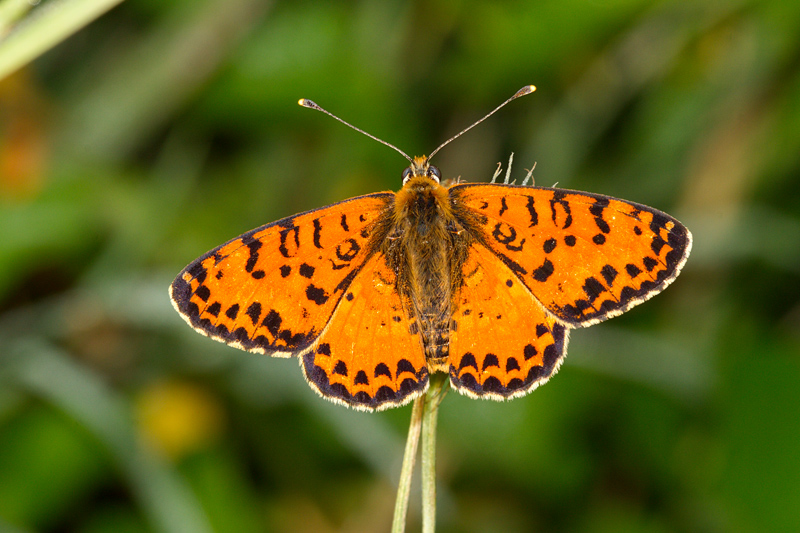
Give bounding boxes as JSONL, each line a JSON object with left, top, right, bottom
{"left": 301, "top": 253, "right": 429, "bottom": 411}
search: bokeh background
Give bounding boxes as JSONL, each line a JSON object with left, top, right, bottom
{"left": 2, "top": 0, "right": 799, "bottom": 531}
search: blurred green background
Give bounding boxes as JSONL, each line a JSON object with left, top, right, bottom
{"left": 1, "top": 0, "right": 799, "bottom": 531}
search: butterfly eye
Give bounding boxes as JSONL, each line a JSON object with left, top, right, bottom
{"left": 427, "top": 165, "right": 442, "bottom": 182}
{"left": 401, "top": 167, "right": 413, "bottom": 183}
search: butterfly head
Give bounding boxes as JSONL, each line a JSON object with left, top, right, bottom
{"left": 402, "top": 155, "right": 442, "bottom": 185}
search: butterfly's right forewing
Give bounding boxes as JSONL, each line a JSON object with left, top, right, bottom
{"left": 451, "top": 184, "right": 692, "bottom": 327}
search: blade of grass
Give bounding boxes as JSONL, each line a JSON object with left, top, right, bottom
{"left": 0, "top": 0, "right": 125, "bottom": 81}
{"left": 0, "top": 0, "right": 35, "bottom": 37}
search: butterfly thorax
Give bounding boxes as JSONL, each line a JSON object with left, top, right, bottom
{"left": 383, "top": 174, "right": 470, "bottom": 371}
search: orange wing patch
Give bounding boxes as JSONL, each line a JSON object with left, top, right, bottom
{"left": 451, "top": 184, "right": 692, "bottom": 327}
{"left": 448, "top": 243, "right": 568, "bottom": 399}
{"left": 170, "top": 193, "right": 393, "bottom": 356}
{"left": 301, "top": 253, "right": 428, "bottom": 410}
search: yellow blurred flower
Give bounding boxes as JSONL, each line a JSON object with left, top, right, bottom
{"left": 136, "top": 380, "right": 225, "bottom": 459}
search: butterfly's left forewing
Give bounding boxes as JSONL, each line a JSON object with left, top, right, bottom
{"left": 170, "top": 193, "right": 393, "bottom": 356}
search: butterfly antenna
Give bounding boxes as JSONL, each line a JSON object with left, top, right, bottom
{"left": 298, "top": 98, "right": 413, "bottom": 164}
{"left": 427, "top": 85, "right": 536, "bottom": 160}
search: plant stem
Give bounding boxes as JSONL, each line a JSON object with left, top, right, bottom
{"left": 391, "top": 396, "right": 424, "bottom": 533}
{"left": 421, "top": 373, "right": 448, "bottom": 533}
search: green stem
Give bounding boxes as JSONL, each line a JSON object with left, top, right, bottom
{"left": 392, "top": 396, "right": 424, "bottom": 533}
{"left": 421, "top": 373, "right": 448, "bottom": 533}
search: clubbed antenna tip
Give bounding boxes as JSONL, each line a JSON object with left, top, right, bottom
{"left": 427, "top": 85, "right": 537, "bottom": 160}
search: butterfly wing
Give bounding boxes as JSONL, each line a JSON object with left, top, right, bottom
{"left": 170, "top": 193, "right": 394, "bottom": 356}
{"left": 451, "top": 184, "right": 692, "bottom": 327}
{"left": 301, "top": 253, "right": 428, "bottom": 411}
{"left": 448, "top": 241, "right": 569, "bottom": 398}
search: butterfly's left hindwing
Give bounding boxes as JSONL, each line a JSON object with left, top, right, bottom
{"left": 170, "top": 193, "right": 394, "bottom": 356}
{"left": 448, "top": 242, "right": 569, "bottom": 399}
{"left": 451, "top": 184, "right": 692, "bottom": 327}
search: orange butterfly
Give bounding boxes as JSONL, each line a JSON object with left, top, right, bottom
{"left": 171, "top": 86, "right": 692, "bottom": 411}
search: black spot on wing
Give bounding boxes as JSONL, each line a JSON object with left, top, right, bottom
{"left": 583, "top": 277, "right": 606, "bottom": 302}
{"left": 532, "top": 259, "right": 554, "bottom": 282}
{"left": 498, "top": 196, "right": 508, "bottom": 216}
{"left": 333, "top": 360, "right": 348, "bottom": 376}
{"left": 306, "top": 284, "right": 329, "bottom": 305}
{"left": 375, "top": 363, "right": 391, "bottom": 379}
{"left": 550, "top": 191, "right": 573, "bottom": 229}
{"left": 278, "top": 226, "right": 300, "bottom": 258}
{"left": 397, "top": 358, "right": 416, "bottom": 375}
{"left": 601, "top": 264, "right": 618, "bottom": 286}
{"left": 312, "top": 218, "right": 323, "bottom": 249}
{"left": 187, "top": 263, "right": 207, "bottom": 284}
{"left": 299, "top": 263, "right": 315, "bottom": 278}
{"left": 590, "top": 197, "right": 610, "bottom": 234}
{"left": 523, "top": 344, "right": 538, "bottom": 360}
{"left": 335, "top": 239, "right": 360, "bottom": 262}
{"left": 261, "top": 309, "right": 282, "bottom": 337}
{"left": 246, "top": 302, "right": 262, "bottom": 325}
{"left": 625, "top": 263, "right": 642, "bottom": 278}
{"left": 525, "top": 196, "right": 538, "bottom": 227}
{"left": 243, "top": 235, "right": 262, "bottom": 273}
{"left": 492, "top": 224, "right": 525, "bottom": 251}
{"left": 195, "top": 285, "right": 211, "bottom": 302}
{"left": 458, "top": 352, "right": 478, "bottom": 371}
{"left": 482, "top": 353, "right": 500, "bottom": 370}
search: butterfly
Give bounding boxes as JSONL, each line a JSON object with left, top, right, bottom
{"left": 170, "top": 86, "right": 692, "bottom": 411}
